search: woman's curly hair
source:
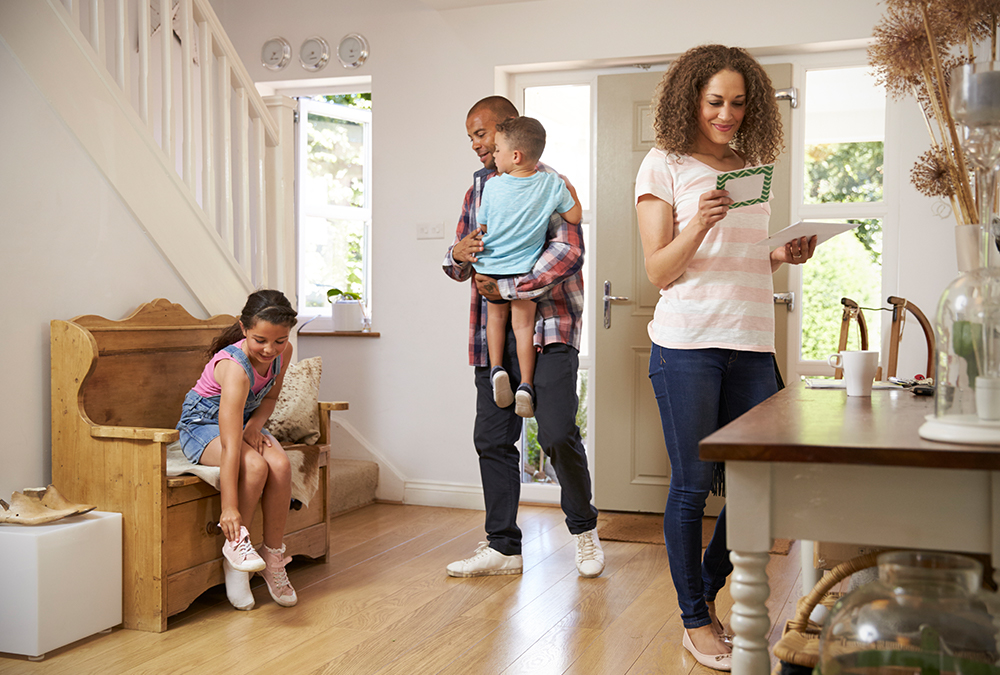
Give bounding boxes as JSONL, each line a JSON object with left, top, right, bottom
{"left": 652, "top": 45, "right": 783, "bottom": 165}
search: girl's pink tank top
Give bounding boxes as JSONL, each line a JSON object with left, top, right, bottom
{"left": 192, "top": 340, "right": 275, "bottom": 398}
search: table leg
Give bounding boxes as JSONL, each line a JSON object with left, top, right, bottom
{"left": 730, "top": 549, "right": 771, "bottom": 675}
{"left": 800, "top": 540, "right": 820, "bottom": 597}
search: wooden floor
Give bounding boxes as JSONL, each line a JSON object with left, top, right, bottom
{"left": 1, "top": 503, "right": 821, "bottom": 675}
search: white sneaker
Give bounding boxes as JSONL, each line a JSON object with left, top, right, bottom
{"left": 491, "top": 367, "right": 514, "bottom": 408}
{"left": 446, "top": 542, "right": 523, "bottom": 577}
{"left": 574, "top": 528, "right": 605, "bottom": 578}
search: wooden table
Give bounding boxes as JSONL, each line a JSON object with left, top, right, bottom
{"left": 699, "top": 381, "right": 1000, "bottom": 675}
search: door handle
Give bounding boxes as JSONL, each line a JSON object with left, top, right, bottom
{"left": 603, "top": 280, "right": 629, "bottom": 329}
{"left": 774, "top": 292, "right": 794, "bottom": 312}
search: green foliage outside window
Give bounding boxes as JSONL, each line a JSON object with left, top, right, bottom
{"left": 800, "top": 141, "right": 884, "bottom": 361}
{"left": 805, "top": 141, "right": 883, "bottom": 264}
{"left": 302, "top": 94, "right": 369, "bottom": 307}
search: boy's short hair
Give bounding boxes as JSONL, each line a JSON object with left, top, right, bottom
{"left": 495, "top": 117, "right": 546, "bottom": 165}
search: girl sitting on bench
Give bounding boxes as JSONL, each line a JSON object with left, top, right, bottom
{"left": 175, "top": 289, "right": 299, "bottom": 611}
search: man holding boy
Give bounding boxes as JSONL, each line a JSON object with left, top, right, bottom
{"left": 442, "top": 95, "right": 603, "bottom": 578}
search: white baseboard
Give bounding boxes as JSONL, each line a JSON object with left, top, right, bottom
{"left": 402, "top": 480, "right": 562, "bottom": 510}
{"left": 403, "top": 481, "right": 485, "bottom": 510}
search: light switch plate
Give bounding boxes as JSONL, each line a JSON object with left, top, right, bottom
{"left": 417, "top": 223, "right": 444, "bottom": 239}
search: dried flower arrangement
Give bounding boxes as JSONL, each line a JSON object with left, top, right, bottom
{"left": 868, "top": 0, "right": 1000, "bottom": 226}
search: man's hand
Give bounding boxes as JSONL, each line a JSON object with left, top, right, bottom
{"left": 475, "top": 274, "right": 502, "bottom": 301}
{"left": 453, "top": 226, "right": 485, "bottom": 264}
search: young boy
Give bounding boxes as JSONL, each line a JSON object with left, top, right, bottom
{"left": 474, "top": 116, "right": 582, "bottom": 418}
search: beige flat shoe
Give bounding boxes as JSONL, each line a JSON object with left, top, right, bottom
{"left": 23, "top": 484, "right": 95, "bottom": 516}
{"left": 683, "top": 628, "right": 732, "bottom": 672}
{"left": 0, "top": 492, "right": 80, "bottom": 525}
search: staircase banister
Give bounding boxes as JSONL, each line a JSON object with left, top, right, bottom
{"left": 191, "top": 0, "right": 278, "bottom": 147}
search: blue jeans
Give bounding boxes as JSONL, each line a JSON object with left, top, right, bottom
{"left": 648, "top": 345, "right": 778, "bottom": 629}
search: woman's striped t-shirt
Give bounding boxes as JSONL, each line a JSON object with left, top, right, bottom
{"left": 635, "top": 148, "right": 775, "bottom": 353}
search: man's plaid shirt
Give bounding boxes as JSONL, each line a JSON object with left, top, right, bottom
{"left": 443, "top": 165, "right": 585, "bottom": 367}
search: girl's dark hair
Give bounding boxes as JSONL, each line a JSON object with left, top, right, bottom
{"left": 652, "top": 44, "right": 783, "bottom": 165}
{"left": 207, "top": 289, "right": 298, "bottom": 356}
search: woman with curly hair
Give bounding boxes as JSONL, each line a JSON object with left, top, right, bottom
{"left": 635, "top": 44, "right": 815, "bottom": 671}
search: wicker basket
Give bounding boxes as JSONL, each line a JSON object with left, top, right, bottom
{"left": 772, "top": 551, "right": 882, "bottom": 670}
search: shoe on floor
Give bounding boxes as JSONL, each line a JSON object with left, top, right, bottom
{"left": 258, "top": 543, "right": 297, "bottom": 607}
{"left": 574, "top": 528, "right": 605, "bottom": 578}
{"left": 682, "top": 628, "right": 732, "bottom": 671}
{"left": 221, "top": 525, "right": 265, "bottom": 572}
{"left": 446, "top": 542, "right": 523, "bottom": 577}
{"left": 491, "top": 366, "right": 514, "bottom": 408}
{"left": 222, "top": 558, "right": 254, "bottom": 611}
{"left": 514, "top": 383, "right": 535, "bottom": 418}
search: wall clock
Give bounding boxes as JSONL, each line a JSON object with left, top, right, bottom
{"left": 337, "top": 33, "right": 369, "bottom": 69}
{"left": 261, "top": 36, "right": 291, "bottom": 71}
{"left": 299, "top": 36, "right": 330, "bottom": 72}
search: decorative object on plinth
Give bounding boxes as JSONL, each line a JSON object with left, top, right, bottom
{"left": 0, "top": 493, "right": 77, "bottom": 525}
{"left": 327, "top": 287, "right": 369, "bottom": 332}
{"left": 816, "top": 551, "right": 1000, "bottom": 674}
{"left": 24, "top": 483, "right": 96, "bottom": 516}
{"left": 0, "top": 485, "right": 95, "bottom": 525}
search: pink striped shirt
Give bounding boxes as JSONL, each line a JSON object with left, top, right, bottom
{"left": 635, "top": 148, "right": 774, "bottom": 352}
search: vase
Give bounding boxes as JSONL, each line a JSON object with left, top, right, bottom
{"left": 816, "top": 551, "right": 1000, "bottom": 675}
{"left": 922, "top": 224, "right": 1000, "bottom": 442}
{"left": 951, "top": 61, "right": 1000, "bottom": 230}
{"left": 330, "top": 299, "right": 364, "bottom": 332}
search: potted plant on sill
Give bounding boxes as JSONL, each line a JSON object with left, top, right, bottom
{"left": 327, "top": 288, "right": 370, "bottom": 332}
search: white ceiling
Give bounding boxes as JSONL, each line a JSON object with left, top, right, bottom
{"left": 420, "top": 0, "right": 541, "bottom": 10}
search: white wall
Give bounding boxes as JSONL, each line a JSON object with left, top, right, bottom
{"left": 0, "top": 39, "right": 199, "bottom": 497}
{"left": 208, "top": 0, "right": 955, "bottom": 500}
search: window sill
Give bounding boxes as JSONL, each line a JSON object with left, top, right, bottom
{"left": 300, "top": 330, "right": 380, "bottom": 337}
{"left": 297, "top": 315, "right": 379, "bottom": 337}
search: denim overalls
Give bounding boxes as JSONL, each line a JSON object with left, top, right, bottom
{"left": 176, "top": 343, "right": 281, "bottom": 463}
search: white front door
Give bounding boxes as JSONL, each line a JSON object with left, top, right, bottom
{"left": 593, "top": 65, "right": 794, "bottom": 513}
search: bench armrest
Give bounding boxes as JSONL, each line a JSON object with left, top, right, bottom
{"left": 319, "top": 401, "right": 349, "bottom": 412}
{"left": 91, "top": 426, "right": 179, "bottom": 443}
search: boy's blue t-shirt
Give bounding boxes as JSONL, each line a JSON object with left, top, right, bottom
{"left": 474, "top": 171, "right": 575, "bottom": 276}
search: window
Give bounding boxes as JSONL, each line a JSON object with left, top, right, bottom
{"left": 296, "top": 94, "right": 371, "bottom": 316}
{"left": 791, "top": 65, "right": 887, "bottom": 374}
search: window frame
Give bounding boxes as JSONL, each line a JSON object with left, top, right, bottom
{"left": 294, "top": 96, "right": 373, "bottom": 318}
{"left": 771, "top": 50, "right": 896, "bottom": 378}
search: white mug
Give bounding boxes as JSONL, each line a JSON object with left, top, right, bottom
{"left": 976, "top": 376, "right": 1000, "bottom": 421}
{"left": 827, "top": 350, "right": 879, "bottom": 396}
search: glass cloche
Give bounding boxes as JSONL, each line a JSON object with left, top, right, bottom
{"left": 816, "top": 550, "right": 1000, "bottom": 674}
{"left": 919, "top": 224, "right": 1000, "bottom": 444}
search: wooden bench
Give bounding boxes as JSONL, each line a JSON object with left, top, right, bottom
{"left": 50, "top": 299, "right": 347, "bottom": 632}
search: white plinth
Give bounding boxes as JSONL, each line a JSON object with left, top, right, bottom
{"left": 0, "top": 511, "right": 122, "bottom": 658}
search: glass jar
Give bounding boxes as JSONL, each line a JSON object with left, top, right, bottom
{"left": 816, "top": 551, "right": 1000, "bottom": 674}
{"left": 920, "top": 224, "right": 1000, "bottom": 444}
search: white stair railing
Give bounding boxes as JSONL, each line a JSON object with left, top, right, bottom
{"left": 56, "top": 0, "right": 284, "bottom": 289}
